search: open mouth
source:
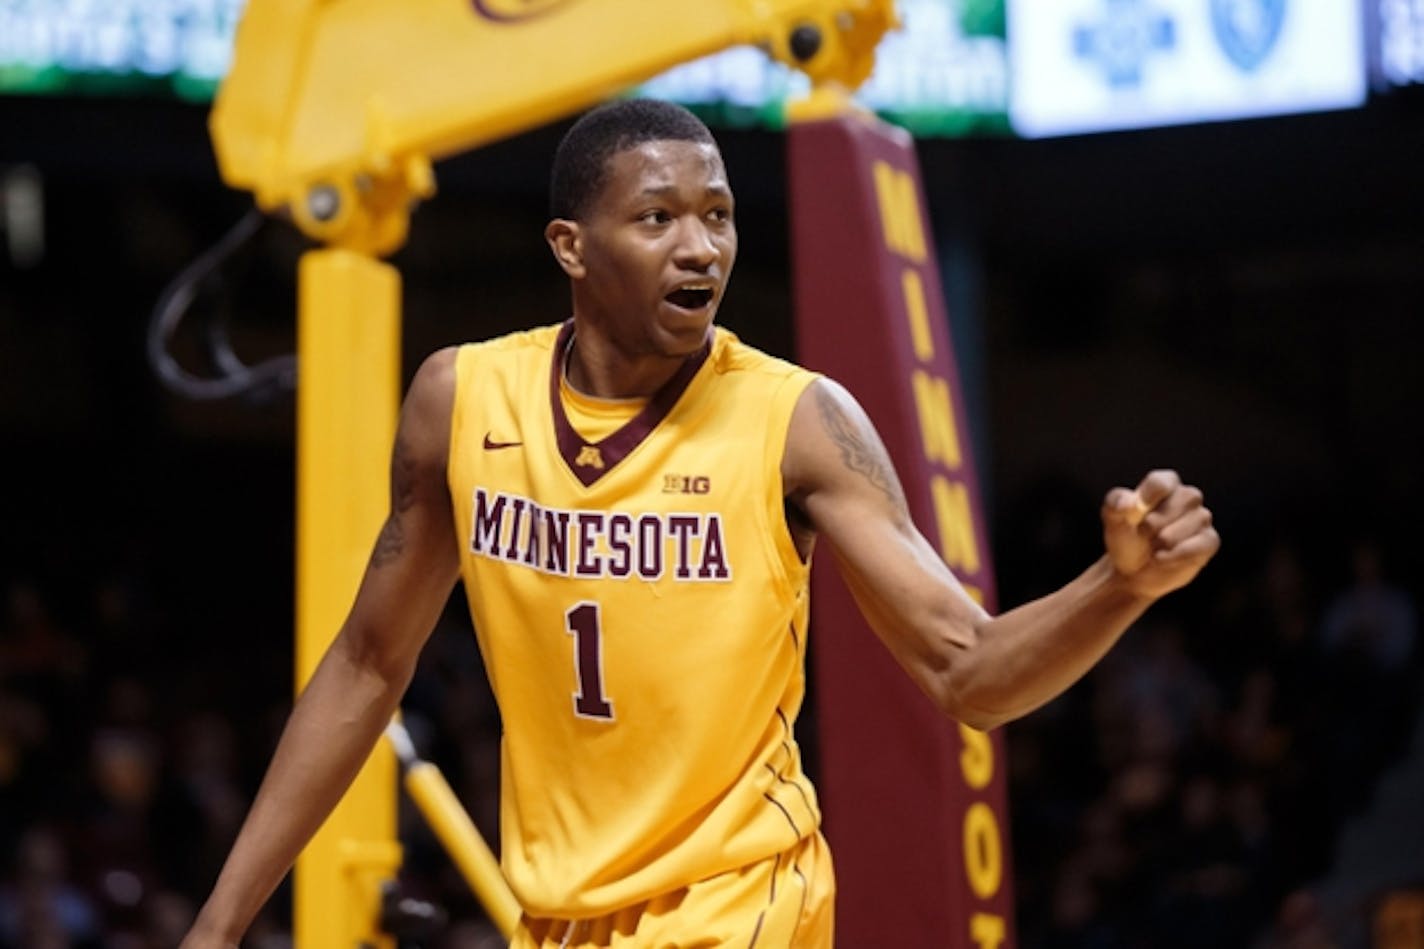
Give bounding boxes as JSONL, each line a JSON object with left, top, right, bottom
{"left": 665, "top": 286, "right": 715, "bottom": 310}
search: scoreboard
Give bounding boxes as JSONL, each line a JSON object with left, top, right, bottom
{"left": 1371, "top": 0, "right": 1424, "bottom": 86}
{"left": 1006, "top": 0, "right": 1368, "bottom": 137}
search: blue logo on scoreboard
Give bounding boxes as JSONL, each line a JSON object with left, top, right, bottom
{"left": 1073, "top": 0, "right": 1177, "bottom": 89}
{"left": 1211, "top": 0, "right": 1287, "bottom": 71}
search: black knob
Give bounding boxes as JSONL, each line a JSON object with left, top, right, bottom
{"left": 789, "top": 23, "right": 822, "bottom": 62}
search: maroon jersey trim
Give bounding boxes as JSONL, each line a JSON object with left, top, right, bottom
{"left": 549, "top": 320, "right": 713, "bottom": 487}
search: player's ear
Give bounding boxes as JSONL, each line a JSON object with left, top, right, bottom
{"left": 545, "top": 219, "right": 586, "bottom": 279}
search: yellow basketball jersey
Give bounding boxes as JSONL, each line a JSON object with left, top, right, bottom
{"left": 448, "top": 321, "right": 822, "bottom": 918}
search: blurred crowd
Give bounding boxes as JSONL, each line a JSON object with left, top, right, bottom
{"left": 1, "top": 480, "right": 1419, "bottom": 948}
{"left": 1003, "top": 482, "right": 1422, "bottom": 949}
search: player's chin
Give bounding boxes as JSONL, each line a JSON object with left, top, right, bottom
{"left": 656, "top": 300, "right": 717, "bottom": 352}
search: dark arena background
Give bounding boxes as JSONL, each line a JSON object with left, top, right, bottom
{"left": 3, "top": 4, "right": 1424, "bottom": 947}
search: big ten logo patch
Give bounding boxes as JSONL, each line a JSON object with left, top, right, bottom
{"left": 663, "top": 474, "right": 711, "bottom": 495}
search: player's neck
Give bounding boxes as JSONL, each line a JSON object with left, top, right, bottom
{"left": 564, "top": 325, "right": 692, "bottom": 400}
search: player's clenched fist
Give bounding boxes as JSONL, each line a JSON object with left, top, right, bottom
{"left": 1101, "top": 469, "right": 1220, "bottom": 600}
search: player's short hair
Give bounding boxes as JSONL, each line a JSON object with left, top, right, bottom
{"left": 549, "top": 99, "right": 718, "bottom": 221}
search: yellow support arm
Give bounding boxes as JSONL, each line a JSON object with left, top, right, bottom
{"left": 212, "top": 0, "right": 897, "bottom": 254}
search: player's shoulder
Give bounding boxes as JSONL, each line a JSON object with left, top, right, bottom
{"left": 445, "top": 323, "right": 562, "bottom": 385}
{"left": 711, "top": 326, "right": 815, "bottom": 383}
{"left": 409, "top": 346, "right": 459, "bottom": 404}
{"left": 462, "top": 322, "right": 563, "bottom": 358}
{"left": 780, "top": 372, "right": 883, "bottom": 498}
{"left": 397, "top": 347, "right": 461, "bottom": 468}
{"left": 410, "top": 322, "right": 550, "bottom": 404}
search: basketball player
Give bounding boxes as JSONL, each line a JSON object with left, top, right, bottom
{"left": 180, "top": 100, "right": 1218, "bottom": 947}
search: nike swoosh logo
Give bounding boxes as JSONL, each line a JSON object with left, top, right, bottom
{"left": 483, "top": 433, "right": 523, "bottom": 450}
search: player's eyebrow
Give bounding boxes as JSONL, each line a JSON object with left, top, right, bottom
{"left": 638, "top": 183, "right": 733, "bottom": 198}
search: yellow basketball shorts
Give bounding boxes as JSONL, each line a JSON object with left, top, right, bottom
{"left": 512, "top": 831, "right": 835, "bottom": 948}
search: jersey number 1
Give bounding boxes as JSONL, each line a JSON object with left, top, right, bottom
{"left": 565, "top": 602, "right": 614, "bottom": 720}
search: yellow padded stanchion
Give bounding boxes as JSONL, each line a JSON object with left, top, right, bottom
{"left": 295, "top": 248, "right": 402, "bottom": 949}
{"left": 387, "top": 721, "right": 522, "bottom": 940}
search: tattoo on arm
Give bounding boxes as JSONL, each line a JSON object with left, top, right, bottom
{"left": 372, "top": 515, "right": 405, "bottom": 567}
{"left": 813, "top": 384, "right": 906, "bottom": 508}
{"left": 372, "top": 433, "right": 418, "bottom": 568}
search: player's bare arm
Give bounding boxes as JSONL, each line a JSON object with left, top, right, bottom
{"left": 782, "top": 377, "right": 1219, "bottom": 731}
{"left": 182, "top": 349, "right": 462, "bottom": 948}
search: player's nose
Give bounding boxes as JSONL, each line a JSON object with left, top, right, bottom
{"left": 672, "top": 219, "right": 718, "bottom": 271}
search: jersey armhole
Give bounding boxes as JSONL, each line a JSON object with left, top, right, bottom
{"left": 759, "top": 369, "right": 820, "bottom": 594}
{"left": 447, "top": 343, "right": 476, "bottom": 498}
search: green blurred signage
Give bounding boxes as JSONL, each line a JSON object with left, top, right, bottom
{"left": 0, "top": 0, "right": 1010, "bottom": 136}
{"left": 0, "top": 0, "right": 242, "bottom": 101}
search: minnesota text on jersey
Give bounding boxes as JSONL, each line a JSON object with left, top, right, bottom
{"left": 468, "top": 486, "right": 733, "bottom": 581}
